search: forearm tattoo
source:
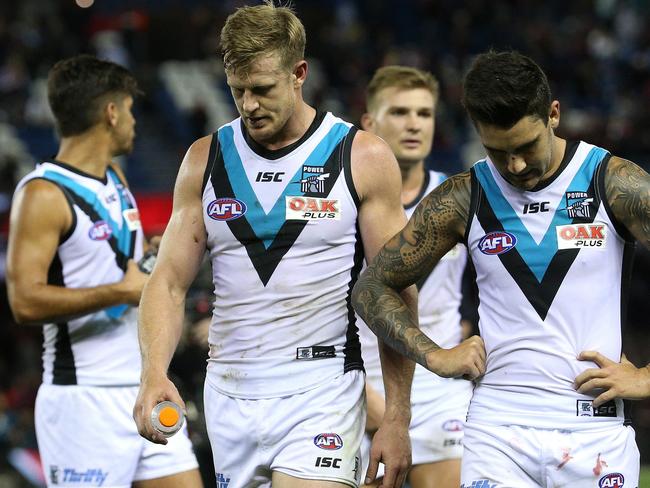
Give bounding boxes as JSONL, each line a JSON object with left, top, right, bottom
{"left": 352, "top": 173, "right": 471, "bottom": 367}
{"left": 606, "top": 157, "right": 650, "bottom": 249}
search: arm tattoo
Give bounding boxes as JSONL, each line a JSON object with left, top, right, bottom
{"left": 605, "top": 157, "right": 650, "bottom": 249}
{"left": 352, "top": 172, "right": 471, "bottom": 367}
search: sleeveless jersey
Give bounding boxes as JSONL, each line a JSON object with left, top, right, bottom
{"left": 466, "top": 141, "right": 635, "bottom": 430}
{"left": 16, "top": 161, "right": 144, "bottom": 386}
{"left": 359, "top": 170, "right": 471, "bottom": 403}
{"left": 202, "top": 112, "right": 364, "bottom": 399}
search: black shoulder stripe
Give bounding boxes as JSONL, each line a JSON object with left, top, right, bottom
{"left": 344, "top": 222, "right": 365, "bottom": 373}
{"left": 464, "top": 167, "right": 481, "bottom": 245}
{"left": 65, "top": 192, "right": 131, "bottom": 271}
{"left": 597, "top": 155, "right": 635, "bottom": 242}
{"left": 202, "top": 133, "right": 219, "bottom": 195}
{"left": 342, "top": 126, "right": 360, "bottom": 208}
{"left": 48, "top": 252, "right": 77, "bottom": 385}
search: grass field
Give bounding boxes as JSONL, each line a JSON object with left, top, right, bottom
{"left": 641, "top": 466, "right": 650, "bottom": 487}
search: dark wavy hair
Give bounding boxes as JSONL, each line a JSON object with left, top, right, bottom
{"left": 462, "top": 50, "right": 551, "bottom": 128}
{"left": 47, "top": 55, "right": 141, "bottom": 137}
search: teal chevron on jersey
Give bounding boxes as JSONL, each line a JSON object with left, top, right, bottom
{"left": 473, "top": 145, "right": 607, "bottom": 281}
{"left": 218, "top": 123, "right": 351, "bottom": 248}
{"left": 42, "top": 170, "right": 133, "bottom": 257}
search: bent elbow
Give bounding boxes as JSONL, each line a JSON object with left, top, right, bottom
{"left": 9, "top": 298, "right": 44, "bottom": 326}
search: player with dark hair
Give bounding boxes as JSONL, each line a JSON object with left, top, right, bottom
{"left": 7, "top": 54, "right": 201, "bottom": 488}
{"left": 353, "top": 50, "right": 650, "bottom": 487}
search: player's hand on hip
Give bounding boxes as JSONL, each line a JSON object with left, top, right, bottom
{"left": 365, "top": 418, "right": 411, "bottom": 488}
{"left": 575, "top": 351, "right": 650, "bottom": 407}
{"left": 119, "top": 259, "right": 148, "bottom": 305}
{"left": 425, "top": 335, "right": 486, "bottom": 380}
{"left": 133, "top": 375, "right": 185, "bottom": 445}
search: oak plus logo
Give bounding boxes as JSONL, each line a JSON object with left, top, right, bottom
{"left": 556, "top": 223, "right": 607, "bottom": 250}
{"left": 286, "top": 196, "right": 340, "bottom": 220}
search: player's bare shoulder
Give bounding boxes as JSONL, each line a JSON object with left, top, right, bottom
{"left": 604, "top": 155, "right": 650, "bottom": 246}
{"left": 349, "top": 129, "right": 401, "bottom": 201}
{"left": 415, "top": 170, "right": 472, "bottom": 238}
{"left": 12, "top": 178, "right": 73, "bottom": 234}
{"left": 175, "top": 134, "right": 215, "bottom": 195}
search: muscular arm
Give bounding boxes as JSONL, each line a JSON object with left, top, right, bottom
{"left": 133, "top": 135, "right": 210, "bottom": 444}
{"left": 605, "top": 156, "right": 650, "bottom": 249}
{"left": 137, "top": 136, "right": 210, "bottom": 380}
{"left": 352, "top": 130, "right": 415, "bottom": 487}
{"left": 574, "top": 157, "right": 650, "bottom": 404}
{"left": 353, "top": 131, "right": 416, "bottom": 423}
{"left": 353, "top": 171, "right": 484, "bottom": 377}
{"left": 6, "top": 179, "right": 145, "bottom": 325}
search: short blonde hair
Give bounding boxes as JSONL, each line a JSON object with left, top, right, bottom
{"left": 366, "top": 65, "right": 440, "bottom": 113}
{"left": 220, "top": 1, "right": 306, "bottom": 74}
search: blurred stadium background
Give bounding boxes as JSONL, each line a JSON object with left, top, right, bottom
{"left": 0, "top": 0, "right": 649, "bottom": 486}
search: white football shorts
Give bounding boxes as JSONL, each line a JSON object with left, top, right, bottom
{"left": 204, "top": 370, "right": 366, "bottom": 488}
{"left": 461, "top": 421, "right": 639, "bottom": 487}
{"left": 35, "top": 384, "right": 199, "bottom": 488}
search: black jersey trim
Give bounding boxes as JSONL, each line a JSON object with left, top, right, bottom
{"left": 464, "top": 168, "right": 481, "bottom": 245}
{"left": 620, "top": 240, "right": 635, "bottom": 333}
{"left": 50, "top": 160, "right": 108, "bottom": 185}
{"left": 241, "top": 111, "right": 327, "bottom": 160}
{"left": 475, "top": 169, "right": 601, "bottom": 320}
{"left": 47, "top": 253, "right": 77, "bottom": 385}
{"left": 528, "top": 140, "right": 580, "bottom": 192}
{"left": 210, "top": 130, "right": 348, "bottom": 286}
{"left": 344, "top": 222, "right": 365, "bottom": 373}
{"left": 202, "top": 134, "right": 219, "bottom": 195}
{"left": 404, "top": 170, "right": 431, "bottom": 210}
{"left": 65, "top": 193, "right": 131, "bottom": 271}
{"left": 596, "top": 156, "right": 636, "bottom": 243}
{"left": 342, "top": 126, "right": 360, "bottom": 208}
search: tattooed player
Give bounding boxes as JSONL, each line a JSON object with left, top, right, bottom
{"left": 352, "top": 50, "right": 650, "bottom": 487}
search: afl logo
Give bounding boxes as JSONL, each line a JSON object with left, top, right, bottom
{"left": 598, "top": 473, "right": 624, "bottom": 488}
{"left": 478, "top": 231, "right": 517, "bottom": 255}
{"left": 207, "top": 198, "right": 247, "bottom": 221}
{"left": 314, "top": 433, "right": 343, "bottom": 450}
{"left": 442, "top": 419, "right": 464, "bottom": 432}
{"left": 88, "top": 221, "right": 112, "bottom": 241}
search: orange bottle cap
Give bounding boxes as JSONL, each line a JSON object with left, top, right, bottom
{"left": 158, "top": 405, "right": 180, "bottom": 427}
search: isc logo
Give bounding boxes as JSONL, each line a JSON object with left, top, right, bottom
{"left": 207, "top": 198, "right": 247, "bottom": 221}
{"left": 256, "top": 171, "right": 284, "bottom": 182}
{"left": 478, "top": 231, "right": 517, "bottom": 255}
{"left": 598, "top": 473, "right": 624, "bottom": 488}
{"left": 88, "top": 221, "right": 112, "bottom": 241}
{"left": 314, "top": 433, "right": 343, "bottom": 450}
{"left": 315, "top": 457, "right": 342, "bottom": 468}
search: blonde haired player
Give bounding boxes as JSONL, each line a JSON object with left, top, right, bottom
{"left": 358, "top": 65, "right": 473, "bottom": 488}
{"left": 129, "top": 2, "right": 452, "bottom": 488}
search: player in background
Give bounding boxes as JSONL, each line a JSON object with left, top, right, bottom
{"left": 358, "top": 65, "right": 473, "bottom": 488}
{"left": 6, "top": 55, "right": 202, "bottom": 488}
{"left": 353, "top": 49, "right": 650, "bottom": 487}
{"left": 133, "top": 3, "right": 424, "bottom": 487}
